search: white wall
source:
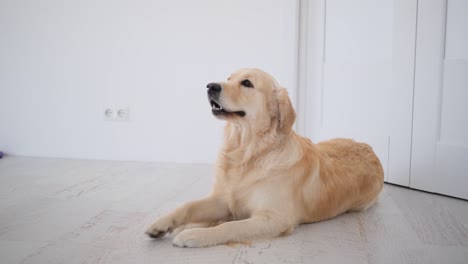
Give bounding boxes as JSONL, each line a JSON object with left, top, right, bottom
{"left": 0, "top": 0, "right": 298, "bottom": 163}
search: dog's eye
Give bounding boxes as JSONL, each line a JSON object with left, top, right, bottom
{"left": 241, "top": 79, "right": 254, "bottom": 88}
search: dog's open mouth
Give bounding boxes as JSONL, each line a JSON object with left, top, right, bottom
{"left": 210, "top": 100, "right": 246, "bottom": 117}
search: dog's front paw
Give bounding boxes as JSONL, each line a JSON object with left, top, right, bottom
{"left": 172, "top": 228, "right": 214, "bottom": 248}
{"left": 146, "top": 216, "right": 175, "bottom": 239}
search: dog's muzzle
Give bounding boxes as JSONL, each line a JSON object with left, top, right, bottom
{"left": 206, "top": 83, "right": 245, "bottom": 117}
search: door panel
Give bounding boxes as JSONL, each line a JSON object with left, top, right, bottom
{"left": 444, "top": 0, "right": 468, "bottom": 60}
{"left": 434, "top": 143, "right": 468, "bottom": 199}
{"left": 318, "top": 0, "right": 417, "bottom": 186}
{"left": 440, "top": 60, "right": 468, "bottom": 146}
{"left": 324, "top": 0, "right": 394, "bottom": 62}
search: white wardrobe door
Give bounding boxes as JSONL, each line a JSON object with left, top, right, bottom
{"left": 411, "top": 0, "right": 468, "bottom": 199}
{"left": 315, "top": 0, "right": 417, "bottom": 186}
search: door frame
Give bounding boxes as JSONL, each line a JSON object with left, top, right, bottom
{"left": 295, "top": 0, "right": 326, "bottom": 141}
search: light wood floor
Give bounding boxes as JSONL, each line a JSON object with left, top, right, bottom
{"left": 0, "top": 157, "right": 467, "bottom": 264}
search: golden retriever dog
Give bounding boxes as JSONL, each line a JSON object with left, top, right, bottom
{"left": 146, "top": 68, "right": 384, "bottom": 247}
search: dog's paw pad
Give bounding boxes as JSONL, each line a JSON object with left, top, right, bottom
{"left": 172, "top": 229, "right": 208, "bottom": 248}
{"left": 145, "top": 226, "right": 173, "bottom": 239}
{"left": 146, "top": 230, "right": 166, "bottom": 239}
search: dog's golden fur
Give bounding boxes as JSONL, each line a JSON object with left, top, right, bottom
{"left": 146, "top": 68, "right": 384, "bottom": 247}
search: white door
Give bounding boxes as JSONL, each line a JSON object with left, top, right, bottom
{"left": 411, "top": 0, "right": 468, "bottom": 199}
{"left": 300, "top": 0, "right": 417, "bottom": 186}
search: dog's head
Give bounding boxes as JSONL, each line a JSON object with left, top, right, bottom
{"left": 207, "top": 68, "right": 296, "bottom": 134}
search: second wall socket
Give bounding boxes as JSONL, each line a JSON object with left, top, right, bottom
{"left": 103, "top": 107, "right": 130, "bottom": 121}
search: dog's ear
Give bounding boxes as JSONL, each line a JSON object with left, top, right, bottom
{"left": 276, "top": 88, "right": 296, "bottom": 134}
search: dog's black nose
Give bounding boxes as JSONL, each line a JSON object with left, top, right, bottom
{"left": 207, "top": 83, "right": 222, "bottom": 93}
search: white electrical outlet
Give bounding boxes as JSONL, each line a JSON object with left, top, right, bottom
{"left": 116, "top": 108, "right": 130, "bottom": 121}
{"left": 103, "top": 107, "right": 130, "bottom": 121}
{"left": 104, "top": 108, "right": 114, "bottom": 120}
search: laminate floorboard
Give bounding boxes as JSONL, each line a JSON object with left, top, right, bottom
{"left": 0, "top": 157, "right": 467, "bottom": 264}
